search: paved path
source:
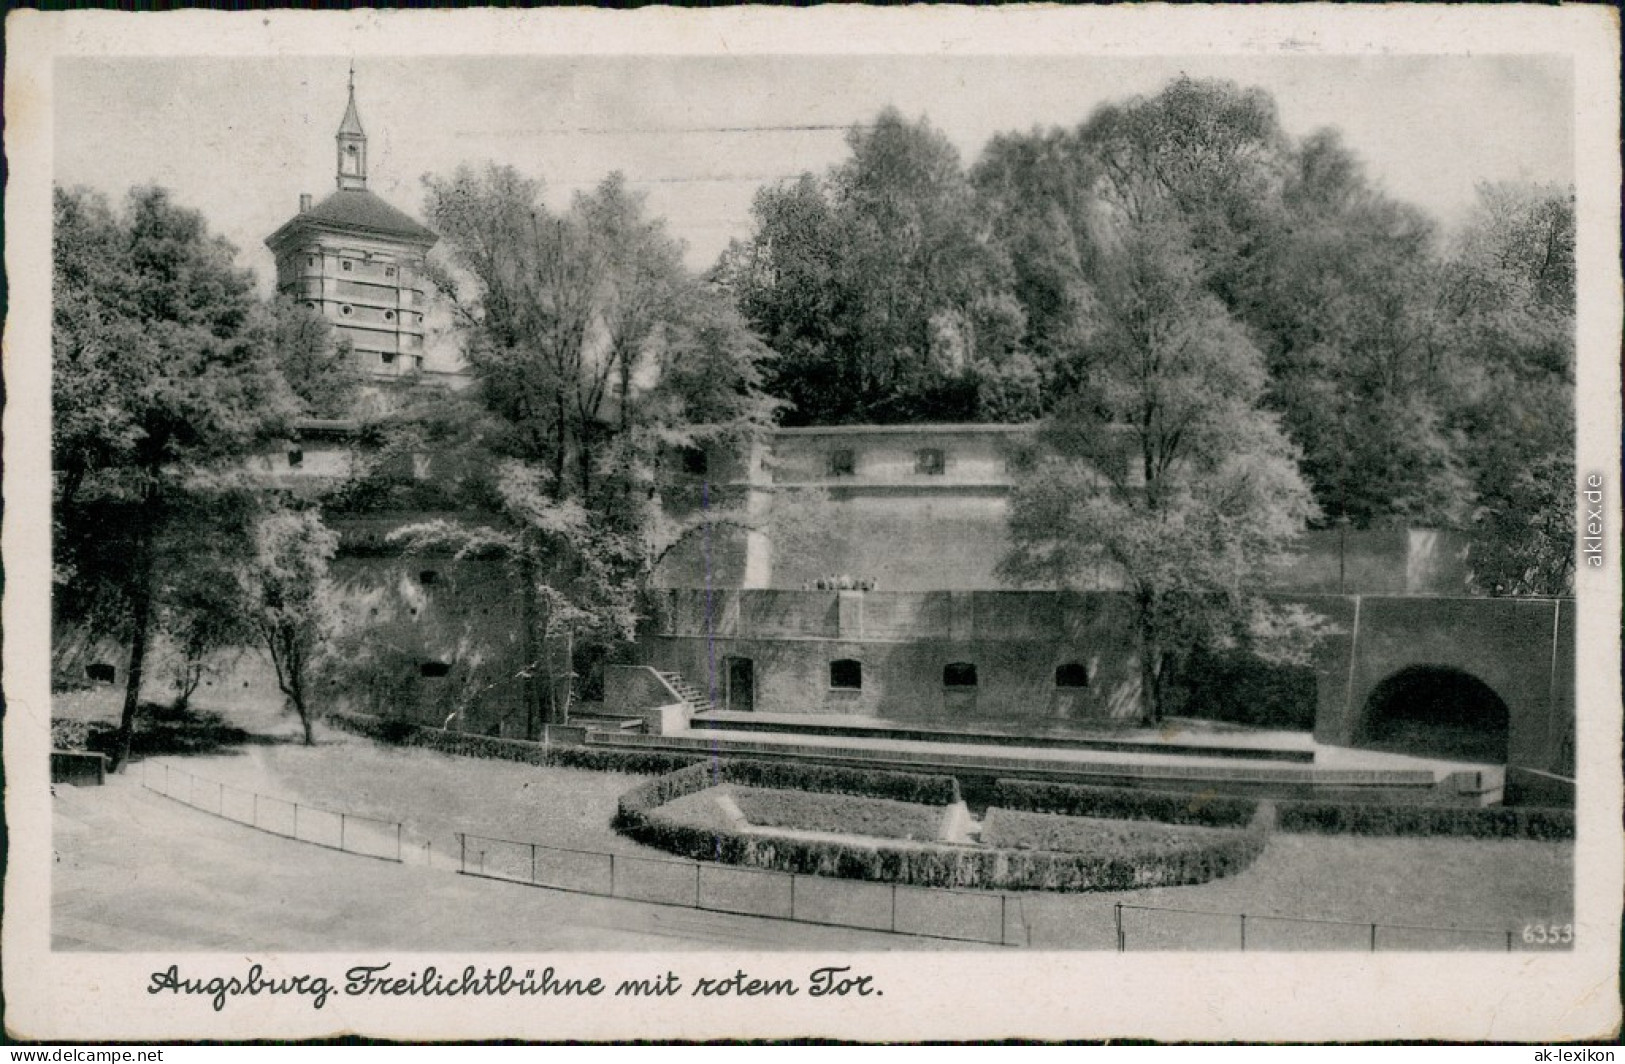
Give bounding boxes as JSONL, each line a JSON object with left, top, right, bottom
{"left": 51, "top": 774, "right": 979, "bottom": 952}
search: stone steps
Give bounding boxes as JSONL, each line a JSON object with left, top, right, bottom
{"left": 654, "top": 669, "right": 718, "bottom": 714}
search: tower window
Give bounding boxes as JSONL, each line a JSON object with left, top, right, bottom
{"left": 305, "top": 302, "right": 317, "bottom": 311}
{"left": 419, "top": 662, "right": 451, "bottom": 679}
{"left": 342, "top": 260, "right": 353, "bottom": 272}
{"left": 828, "top": 449, "right": 855, "bottom": 476}
{"left": 287, "top": 448, "right": 304, "bottom": 469}
{"left": 682, "top": 447, "right": 709, "bottom": 476}
{"left": 915, "top": 448, "right": 945, "bottom": 475}
{"left": 385, "top": 267, "right": 396, "bottom": 278}
{"left": 943, "top": 663, "right": 978, "bottom": 687}
{"left": 341, "top": 305, "right": 353, "bottom": 316}
{"left": 384, "top": 311, "right": 395, "bottom": 321}
{"left": 306, "top": 256, "right": 315, "bottom": 267}
{"left": 381, "top": 352, "right": 396, "bottom": 364}
{"left": 418, "top": 570, "right": 439, "bottom": 586}
{"left": 829, "top": 659, "right": 862, "bottom": 691}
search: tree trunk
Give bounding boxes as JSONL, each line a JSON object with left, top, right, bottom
{"left": 293, "top": 691, "right": 314, "bottom": 746}
{"left": 288, "top": 650, "right": 313, "bottom": 746}
{"left": 111, "top": 484, "right": 161, "bottom": 772}
{"left": 518, "top": 554, "right": 543, "bottom": 740}
{"left": 1136, "top": 589, "right": 1163, "bottom": 726}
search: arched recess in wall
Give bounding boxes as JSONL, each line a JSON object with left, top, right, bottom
{"left": 1356, "top": 665, "right": 1510, "bottom": 763}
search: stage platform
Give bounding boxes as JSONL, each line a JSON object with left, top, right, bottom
{"left": 583, "top": 712, "right": 1503, "bottom": 806}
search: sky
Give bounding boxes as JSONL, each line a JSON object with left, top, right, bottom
{"left": 54, "top": 53, "right": 1574, "bottom": 288}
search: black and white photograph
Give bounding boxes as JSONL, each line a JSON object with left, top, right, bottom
{"left": 5, "top": 5, "right": 1620, "bottom": 1044}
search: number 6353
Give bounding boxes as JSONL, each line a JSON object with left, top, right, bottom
{"left": 1522, "top": 923, "right": 1574, "bottom": 945}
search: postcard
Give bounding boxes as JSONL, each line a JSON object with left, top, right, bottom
{"left": 5, "top": 5, "right": 1620, "bottom": 1043}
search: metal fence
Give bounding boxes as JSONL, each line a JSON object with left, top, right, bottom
{"left": 456, "top": 830, "right": 1029, "bottom": 947}
{"left": 1113, "top": 902, "right": 1527, "bottom": 952}
{"left": 142, "top": 759, "right": 404, "bottom": 863}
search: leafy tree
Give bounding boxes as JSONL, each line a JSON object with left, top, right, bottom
{"left": 415, "top": 165, "right": 777, "bottom": 731}
{"left": 52, "top": 185, "right": 299, "bottom": 768}
{"left": 971, "top": 126, "right": 1101, "bottom": 398}
{"left": 253, "top": 295, "right": 359, "bottom": 419}
{"left": 719, "top": 108, "right": 1025, "bottom": 424}
{"left": 154, "top": 496, "right": 260, "bottom": 710}
{"left": 1248, "top": 129, "right": 1470, "bottom": 529}
{"left": 1439, "top": 184, "right": 1575, "bottom": 594}
{"left": 1000, "top": 216, "right": 1328, "bottom": 723}
{"left": 238, "top": 508, "right": 339, "bottom": 745}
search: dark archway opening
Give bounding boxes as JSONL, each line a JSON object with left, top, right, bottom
{"left": 1358, "top": 665, "right": 1510, "bottom": 763}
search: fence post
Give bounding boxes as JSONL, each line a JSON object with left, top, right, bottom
{"left": 293, "top": 803, "right": 300, "bottom": 841}
{"left": 1506, "top": 930, "right": 1514, "bottom": 952}
{"left": 252, "top": 792, "right": 259, "bottom": 829}
{"left": 459, "top": 833, "right": 466, "bottom": 874}
{"left": 1239, "top": 914, "right": 1246, "bottom": 951}
{"left": 1370, "top": 923, "right": 1378, "bottom": 952}
{"left": 788, "top": 874, "right": 796, "bottom": 921}
{"left": 694, "top": 863, "right": 702, "bottom": 908}
{"left": 397, "top": 822, "right": 403, "bottom": 863}
{"left": 1114, "top": 903, "right": 1123, "bottom": 947}
{"left": 340, "top": 813, "right": 347, "bottom": 853}
{"left": 217, "top": 781, "right": 224, "bottom": 816}
{"left": 532, "top": 844, "right": 539, "bottom": 886}
{"left": 1000, "top": 895, "right": 1008, "bottom": 947}
{"left": 890, "top": 884, "right": 898, "bottom": 933}
{"left": 1117, "top": 928, "right": 1125, "bottom": 952}
{"left": 608, "top": 853, "right": 616, "bottom": 897}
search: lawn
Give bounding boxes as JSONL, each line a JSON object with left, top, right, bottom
{"left": 144, "top": 733, "right": 654, "bottom": 860}
{"left": 730, "top": 787, "right": 947, "bottom": 841}
{"left": 56, "top": 688, "right": 1574, "bottom": 950}
{"left": 980, "top": 807, "right": 1240, "bottom": 855}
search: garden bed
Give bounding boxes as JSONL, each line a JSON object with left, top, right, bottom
{"left": 980, "top": 807, "right": 1236, "bottom": 856}
{"left": 731, "top": 787, "right": 947, "bottom": 842}
{"left": 616, "top": 761, "right": 1268, "bottom": 892}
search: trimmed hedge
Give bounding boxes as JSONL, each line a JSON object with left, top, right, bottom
{"left": 614, "top": 763, "right": 1267, "bottom": 892}
{"left": 329, "top": 712, "right": 706, "bottom": 777}
{"left": 721, "top": 759, "right": 959, "bottom": 806}
{"left": 1275, "top": 800, "right": 1575, "bottom": 840}
{"left": 994, "top": 778, "right": 1259, "bottom": 828}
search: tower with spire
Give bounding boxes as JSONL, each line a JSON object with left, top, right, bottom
{"left": 265, "top": 70, "right": 439, "bottom": 390}
{"left": 336, "top": 64, "right": 368, "bottom": 191}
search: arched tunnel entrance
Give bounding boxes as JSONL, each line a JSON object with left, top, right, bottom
{"left": 1356, "top": 665, "right": 1510, "bottom": 763}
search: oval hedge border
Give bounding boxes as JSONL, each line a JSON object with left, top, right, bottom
{"left": 614, "top": 760, "right": 1268, "bottom": 893}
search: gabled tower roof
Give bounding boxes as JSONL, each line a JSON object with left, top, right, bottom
{"left": 338, "top": 70, "right": 366, "bottom": 138}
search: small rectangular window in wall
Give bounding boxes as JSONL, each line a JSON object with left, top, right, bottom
{"left": 419, "top": 662, "right": 451, "bottom": 678}
{"left": 682, "top": 447, "right": 709, "bottom": 476}
{"left": 943, "top": 662, "right": 978, "bottom": 687}
{"left": 828, "top": 449, "right": 855, "bottom": 476}
{"left": 829, "top": 659, "right": 862, "bottom": 691}
{"left": 915, "top": 448, "right": 945, "bottom": 475}
{"left": 287, "top": 448, "right": 304, "bottom": 469}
